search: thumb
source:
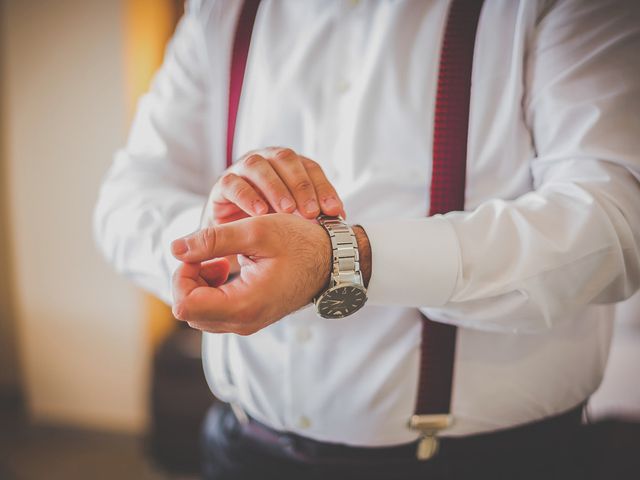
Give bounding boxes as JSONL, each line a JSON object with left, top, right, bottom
{"left": 171, "top": 217, "right": 261, "bottom": 263}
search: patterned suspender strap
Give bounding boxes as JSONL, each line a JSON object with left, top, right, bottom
{"left": 227, "top": 0, "right": 261, "bottom": 168}
{"left": 409, "top": 0, "right": 485, "bottom": 461}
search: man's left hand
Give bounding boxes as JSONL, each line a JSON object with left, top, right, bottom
{"left": 170, "top": 213, "right": 331, "bottom": 335}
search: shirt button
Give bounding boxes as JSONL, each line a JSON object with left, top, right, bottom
{"left": 337, "top": 79, "right": 351, "bottom": 94}
{"left": 297, "top": 415, "right": 312, "bottom": 429}
{"left": 296, "top": 326, "right": 312, "bottom": 343}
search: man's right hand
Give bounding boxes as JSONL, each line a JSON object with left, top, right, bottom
{"left": 203, "top": 147, "right": 346, "bottom": 226}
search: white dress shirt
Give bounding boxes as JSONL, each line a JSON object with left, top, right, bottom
{"left": 94, "top": 0, "right": 640, "bottom": 446}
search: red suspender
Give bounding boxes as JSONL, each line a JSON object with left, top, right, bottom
{"left": 227, "top": 0, "right": 261, "bottom": 168}
{"left": 410, "top": 0, "right": 484, "bottom": 460}
{"left": 229, "top": 0, "right": 484, "bottom": 461}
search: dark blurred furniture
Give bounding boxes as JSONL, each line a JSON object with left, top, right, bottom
{"left": 148, "top": 324, "right": 214, "bottom": 474}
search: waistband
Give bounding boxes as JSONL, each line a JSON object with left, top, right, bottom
{"left": 230, "top": 402, "right": 585, "bottom": 465}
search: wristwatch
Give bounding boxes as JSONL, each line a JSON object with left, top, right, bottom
{"left": 314, "top": 215, "right": 368, "bottom": 319}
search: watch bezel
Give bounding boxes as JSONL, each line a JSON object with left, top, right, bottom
{"left": 315, "top": 283, "right": 368, "bottom": 319}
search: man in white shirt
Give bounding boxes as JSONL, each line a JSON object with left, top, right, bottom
{"left": 94, "top": 0, "right": 640, "bottom": 478}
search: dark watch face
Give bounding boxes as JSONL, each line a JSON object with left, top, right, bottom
{"left": 317, "top": 285, "right": 367, "bottom": 319}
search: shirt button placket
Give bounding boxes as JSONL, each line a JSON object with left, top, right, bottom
{"left": 290, "top": 323, "right": 313, "bottom": 434}
{"left": 336, "top": 78, "right": 352, "bottom": 94}
{"left": 297, "top": 415, "right": 312, "bottom": 430}
{"left": 295, "top": 326, "right": 312, "bottom": 431}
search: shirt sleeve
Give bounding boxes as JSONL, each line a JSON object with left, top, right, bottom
{"left": 93, "top": 1, "right": 215, "bottom": 304}
{"left": 363, "top": 0, "right": 640, "bottom": 333}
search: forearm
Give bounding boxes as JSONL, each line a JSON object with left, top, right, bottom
{"left": 443, "top": 161, "right": 640, "bottom": 329}
{"left": 361, "top": 160, "right": 640, "bottom": 333}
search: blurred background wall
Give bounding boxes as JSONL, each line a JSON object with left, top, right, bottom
{"left": 0, "top": 0, "right": 182, "bottom": 434}
{"left": 1, "top": 0, "right": 145, "bottom": 431}
{"left": 0, "top": 0, "right": 21, "bottom": 400}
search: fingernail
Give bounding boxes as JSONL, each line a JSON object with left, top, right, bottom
{"left": 324, "top": 197, "right": 339, "bottom": 210}
{"left": 280, "top": 197, "right": 295, "bottom": 211}
{"left": 171, "top": 238, "right": 188, "bottom": 256}
{"left": 305, "top": 199, "right": 319, "bottom": 214}
{"left": 254, "top": 200, "right": 268, "bottom": 215}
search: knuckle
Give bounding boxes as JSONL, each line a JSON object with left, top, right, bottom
{"left": 200, "top": 226, "right": 217, "bottom": 253}
{"left": 274, "top": 148, "right": 297, "bottom": 163}
{"left": 232, "top": 182, "right": 254, "bottom": 200}
{"left": 274, "top": 148, "right": 297, "bottom": 160}
{"left": 294, "top": 179, "right": 313, "bottom": 192}
{"left": 303, "top": 157, "right": 321, "bottom": 171}
{"left": 220, "top": 173, "right": 237, "bottom": 188}
{"left": 242, "top": 154, "right": 265, "bottom": 169}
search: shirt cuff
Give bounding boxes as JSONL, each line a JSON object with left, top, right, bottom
{"left": 359, "top": 216, "right": 461, "bottom": 307}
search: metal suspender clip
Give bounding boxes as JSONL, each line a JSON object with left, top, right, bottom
{"left": 230, "top": 402, "right": 250, "bottom": 426}
{"left": 408, "top": 414, "right": 453, "bottom": 460}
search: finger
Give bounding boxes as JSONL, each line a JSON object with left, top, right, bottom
{"left": 179, "top": 277, "right": 260, "bottom": 335}
{"left": 171, "top": 217, "right": 263, "bottom": 263}
{"left": 172, "top": 262, "right": 204, "bottom": 319}
{"left": 237, "top": 154, "right": 296, "bottom": 213}
{"left": 300, "top": 156, "right": 345, "bottom": 217}
{"left": 216, "top": 172, "right": 269, "bottom": 216}
{"left": 174, "top": 281, "right": 230, "bottom": 324}
{"left": 185, "top": 321, "right": 229, "bottom": 334}
{"left": 268, "top": 148, "right": 320, "bottom": 219}
{"left": 212, "top": 208, "right": 251, "bottom": 225}
{"left": 200, "top": 257, "right": 231, "bottom": 287}
{"left": 211, "top": 197, "right": 250, "bottom": 222}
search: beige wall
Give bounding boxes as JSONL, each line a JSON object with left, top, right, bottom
{"left": 0, "top": 0, "right": 22, "bottom": 395}
{"left": 2, "top": 0, "right": 147, "bottom": 431}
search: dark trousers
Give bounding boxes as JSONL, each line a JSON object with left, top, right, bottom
{"left": 201, "top": 402, "right": 589, "bottom": 480}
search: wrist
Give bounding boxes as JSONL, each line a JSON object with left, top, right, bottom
{"left": 352, "top": 225, "right": 372, "bottom": 288}
{"left": 313, "top": 223, "right": 333, "bottom": 298}
{"left": 313, "top": 216, "right": 369, "bottom": 318}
